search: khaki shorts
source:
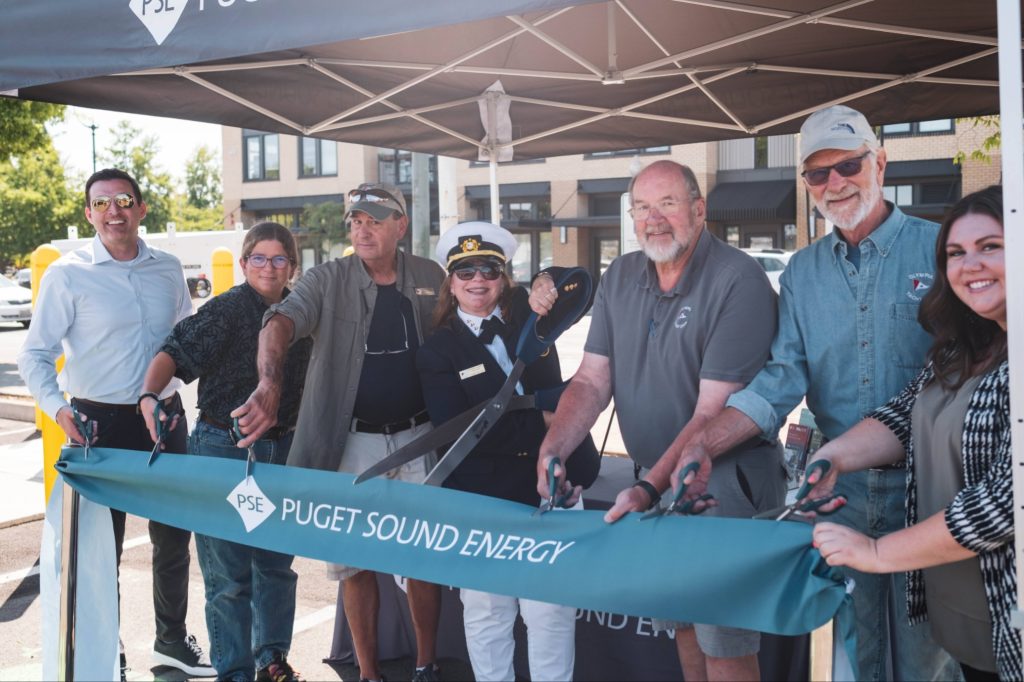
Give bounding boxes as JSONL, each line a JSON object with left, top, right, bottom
{"left": 327, "top": 421, "right": 436, "bottom": 581}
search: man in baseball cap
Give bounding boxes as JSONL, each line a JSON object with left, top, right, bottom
{"left": 344, "top": 182, "right": 408, "bottom": 222}
{"left": 664, "top": 105, "right": 958, "bottom": 680}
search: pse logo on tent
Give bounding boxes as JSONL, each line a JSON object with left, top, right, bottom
{"left": 227, "top": 476, "right": 277, "bottom": 532}
{"left": 129, "top": 0, "right": 189, "bottom": 46}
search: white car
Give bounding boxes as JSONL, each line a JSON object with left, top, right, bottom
{"left": 0, "top": 276, "right": 32, "bottom": 327}
{"left": 742, "top": 249, "right": 793, "bottom": 294}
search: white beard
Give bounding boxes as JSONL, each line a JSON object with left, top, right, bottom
{"left": 820, "top": 175, "right": 882, "bottom": 229}
{"left": 641, "top": 237, "right": 684, "bottom": 263}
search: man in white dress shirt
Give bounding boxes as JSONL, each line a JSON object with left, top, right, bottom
{"left": 18, "top": 168, "right": 215, "bottom": 679}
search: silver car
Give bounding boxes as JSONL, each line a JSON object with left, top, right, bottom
{"left": 0, "top": 276, "right": 32, "bottom": 327}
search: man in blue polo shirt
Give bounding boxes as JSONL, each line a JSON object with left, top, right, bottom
{"left": 665, "top": 106, "right": 959, "bottom": 680}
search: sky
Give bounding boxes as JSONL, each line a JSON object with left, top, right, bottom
{"left": 48, "top": 106, "right": 222, "bottom": 187}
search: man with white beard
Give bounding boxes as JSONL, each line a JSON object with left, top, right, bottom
{"left": 653, "top": 106, "right": 959, "bottom": 681}
{"left": 533, "top": 159, "right": 784, "bottom": 681}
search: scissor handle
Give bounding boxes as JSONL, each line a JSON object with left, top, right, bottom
{"left": 678, "top": 493, "right": 715, "bottom": 516}
{"left": 231, "top": 417, "right": 245, "bottom": 444}
{"left": 546, "top": 458, "right": 561, "bottom": 502}
{"left": 797, "top": 493, "right": 846, "bottom": 516}
{"left": 795, "top": 459, "right": 831, "bottom": 502}
{"left": 152, "top": 401, "right": 170, "bottom": 442}
{"left": 516, "top": 267, "right": 592, "bottom": 365}
{"left": 71, "top": 406, "right": 93, "bottom": 444}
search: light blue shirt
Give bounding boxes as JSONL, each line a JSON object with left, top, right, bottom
{"left": 456, "top": 307, "right": 523, "bottom": 395}
{"left": 18, "top": 236, "right": 192, "bottom": 419}
{"left": 727, "top": 205, "right": 939, "bottom": 440}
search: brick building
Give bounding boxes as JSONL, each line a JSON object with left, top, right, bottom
{"left": 221, "top": 118, "right": 1001, "bottom": 283}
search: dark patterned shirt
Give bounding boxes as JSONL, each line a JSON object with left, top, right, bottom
{"left": 161, "top": 282, "right": 312, "bottom": 427}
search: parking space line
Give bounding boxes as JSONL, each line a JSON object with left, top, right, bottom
{"left": 293, "top": 606, "right": 335, "bottom": 635}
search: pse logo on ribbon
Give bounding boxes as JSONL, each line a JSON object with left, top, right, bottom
{"left": 228, "top": 476, "right": 276, "bottom": 532}
{"left": 129, "top": 0, "right": 189, "bottom": 45}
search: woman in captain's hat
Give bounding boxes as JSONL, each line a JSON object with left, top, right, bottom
{"left": 416, "top": 221, "right": 599, "bottom": 682}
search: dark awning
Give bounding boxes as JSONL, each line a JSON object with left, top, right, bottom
{"left": 706, "top": 180, "right": 795, "bottom": 223}
{"left": 885, "top": 159, "right": 961, "bottom": 179}
{"left": 551, "top": 215, "right": 620, "bottom": 227}
{"left": 465, "top": 181, "right": 550, "bottom": 200}
{"left": 241, "top": 194, "right": 345, "bottom": 212}
{"left": 578, "top": 178, "right": 630, "bottom": 194}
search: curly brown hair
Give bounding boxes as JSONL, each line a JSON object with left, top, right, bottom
{"left": 918, "top": 185, "right": 1006, "bottom": 388}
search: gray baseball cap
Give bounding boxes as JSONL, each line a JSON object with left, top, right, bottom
{"left": 344, "top": 182, "right": 407, "bottom": 221}
{"left": 799, "top": 105, "right": 879, "bottom": 162}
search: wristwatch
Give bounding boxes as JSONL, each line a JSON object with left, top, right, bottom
{"left": 631, "top": 480, "right": 661, "bottom": 510}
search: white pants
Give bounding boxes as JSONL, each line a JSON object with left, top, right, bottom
{"left": 460, "top": 495, "right": 581, "bottom": 681}
{"left": 460, "top": 589, "right": 576, "bottom": 681}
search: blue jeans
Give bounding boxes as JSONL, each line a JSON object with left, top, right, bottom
{"left": 190, "top": 420, "right": 297, "bottom": 681}
{"left": 832, "top": 469, "right": 961, "bottom": 681}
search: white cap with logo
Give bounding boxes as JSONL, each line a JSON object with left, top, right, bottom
{"left": 799, "top": 105, "right": 879, "bottom": 163}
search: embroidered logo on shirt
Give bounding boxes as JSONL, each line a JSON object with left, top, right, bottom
{"left": 459, "top": 364, "right": 486, "bottom": 380}
{"left": 674, "top": 305, "right": 692, "bottom": 329}
{"left": 227, "top": 476, "right": 277, "bottom": 533}
{"left": 905, "top": 272, "right": 933, "bottom": 301}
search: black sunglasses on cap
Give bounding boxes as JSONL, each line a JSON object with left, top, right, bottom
{"left": 801, "top": 152, "right": 871, "bottom": 187}
{"left": 453, "top": 263, "right": 503, "bottom": 281}
{"left": 90, "top": 193, "right": 136, "bottom": 211}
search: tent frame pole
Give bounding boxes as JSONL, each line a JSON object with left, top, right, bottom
{"left": 56, "top": 482, "right": 81, "bottom": 681}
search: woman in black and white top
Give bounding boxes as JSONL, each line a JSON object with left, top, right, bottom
{"left": 807, "top": 186, "right": 1016, "bottom": 681}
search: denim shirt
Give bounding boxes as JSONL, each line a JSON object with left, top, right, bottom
{"left": 727, "top": 204, "right": 939, "bottom": 441}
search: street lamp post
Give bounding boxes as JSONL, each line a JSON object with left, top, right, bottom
{"left": 86, "top": 123, "right": 98, "bottom": 173}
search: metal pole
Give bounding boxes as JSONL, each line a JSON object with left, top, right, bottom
{"left": 57, "top": 481, "right": 81, "bottom": 681}
{"left": 996, "top": 1, "right": 1024, "bottom": 665}
{"left": 87, "top": 124, "right": 98, "bottom": 174}
{"left": 411, "top": 152, "right": 431, "bottom": 258}
{"left": 487, "top": 91, "right": 501, "bottom": 226}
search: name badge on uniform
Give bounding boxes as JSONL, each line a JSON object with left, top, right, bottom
{"left": 459, "top": 364, "right": 486, "bottom": 380}
{"left": 415, "top": 287, "right": 435, "bottom": 296}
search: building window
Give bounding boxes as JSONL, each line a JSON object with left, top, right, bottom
{"left": 753, "top": 137, "right": 768, "bottom": 169}
{"left": 474, "top": 198, "right": 551, "bottom": 222}
{"left": 256, "top": 211, "right": 299, "bottom": 228}
{"left": 589, "top": 193, "right": 622, "bottom": 216}
{"left": 881, "top": 119, "right": 954, "bottom": 137}
{"left": 378, "top": 148, "right": 437, "bottom": 185}
{"left": 883, "top": 184, "right": 914, "bottom": 206}
{"left": 784, "top": 224, "right": 797, "bottom": 251}
{"left": 243, "top": 130, "right": 279, "bottom": 181}
{"left": 726, "top": 226, "right": 740, "bottom": 248}
{"left": 300, "top": 137, "right": 337, "bottom": 178}
{"left": 585, "top": 146, "right": 670, "bottom": 159}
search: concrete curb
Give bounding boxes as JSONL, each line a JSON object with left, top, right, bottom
{"left": 0, "top": 512, "right": 43, "bottom": 530}
{"left": 0, "top": 398, "right": 35, "bottom": 423}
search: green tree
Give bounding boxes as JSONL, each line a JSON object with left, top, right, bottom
{"left": 954, "top": 115, "right": 1000, "bottom": 165}
{"left": 0, "top": 140, "right": 79, "bottom": 268}
{"left": 302, "top": 201, "right": 347, "bottom": 253}
{"left": 101, "top": 121, "right": 176, "bottom": 233}
{"left": 171, "top": 193, "right": 224, "bottom": 232}
{"left": 184, "top": 145, "right": 222, "bottom": 209}
{"left": 0, "top": 100, "right": 65, "bottom": 163}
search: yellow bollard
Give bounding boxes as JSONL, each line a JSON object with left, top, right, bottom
{"left": 211, "top": 246, "right": 235, "bottom": 296}
{"left": 30, "top": 244, "right": 65, "bottom": 502}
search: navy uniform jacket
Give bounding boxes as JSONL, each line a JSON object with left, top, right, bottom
{"left": 416, "top": 287, "right": 600, "bottom": 506}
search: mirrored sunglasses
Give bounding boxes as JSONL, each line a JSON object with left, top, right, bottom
{"left": 90, "top": 193, "right": 136, "bottom": 211}
{"left": 801, "top": 152, "right": 871, "bottom": 186}
{"left": 348, "top": 188, "right": 400, "bottom": 205}
{"left": 245, "top": 254, "right": 292, "bottom": 269}
{"left": 453, "top": 264, "right": 502, "bottom": 281}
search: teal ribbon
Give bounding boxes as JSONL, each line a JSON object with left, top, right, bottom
{"left": 56, "top": 446, "right": 857, "bottom": 668}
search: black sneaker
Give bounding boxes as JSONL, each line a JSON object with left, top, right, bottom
{"left": 152, "top": 634, "right": 216, "bottom": 677}
{"left": 412, "top": 662, "right": 441, "bottom": 682}
{"left": 256, "top": 654, "right": 302, "bottom": 682}
{"left": 120, "top": 653, "right": 129, "bottom": 682}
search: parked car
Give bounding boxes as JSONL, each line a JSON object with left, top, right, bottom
{"left": 742, "top": 248, "right": 793, "bottom": 294}
{"left": 15, "top": 268, "right": 31, "bottom": 289}
{"left": 0, "top": 276, "right": 32, "bottom": 327}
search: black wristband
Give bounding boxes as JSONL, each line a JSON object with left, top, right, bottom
{"left": 137, "top": 392, "right": 160, "bottom": 413}
{"left": 631, "top": 480, "right": 661, "bottom": 510}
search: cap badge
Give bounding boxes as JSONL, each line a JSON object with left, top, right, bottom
{"left": 460, "top": 238, "right": 480, "bottom": 253}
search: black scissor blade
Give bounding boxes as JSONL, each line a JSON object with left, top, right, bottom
{"left": 353, "top": 392, "right": 538, "bottom": 484}
{"left": 423, "top": 360, "right": 525, "bottom": 486}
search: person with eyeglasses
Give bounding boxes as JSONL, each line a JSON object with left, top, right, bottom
{"left": 416, "top": 222, "right": 600, "bottom": 682}
{"left": 231, "top": 182, "right": 445, "bottom": 682}
{"left": 18, "top": 168, "right": 215, "bottom": 680}
{"left": 661, "top": 105, "right": 959, "bottom": 681}
{"left": 136, "top": 222, "right": 312, "bottom": 682}
{"left": 534, "top": 160, "right": 783, "bottom": 682}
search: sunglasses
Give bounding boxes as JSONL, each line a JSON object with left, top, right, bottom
{"left": 348, "top": 188, "right": 401, "bottom": 206}
{"left": 90, "top": 193, "right": 136, "bottom": 211}
{"left": 453, "top": 264, "right": 503, "bottom": 281}
{"left": 801, "top": 152, "right": 871, "bottom": 186}
{"left": 245, "top": 254, "right": 292, "bottom": 269}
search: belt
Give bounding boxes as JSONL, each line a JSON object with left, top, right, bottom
{"left": 351, "top": 411, "right": 429, "bottom": 435}
{"left": 74, "top": 394, "right": 180, "bottom": 414}
{"left": 199, "top": 413, "right": 294, "bottom": 442}
{"left": 869, "top": 462, "right": 906, "bottom": 472}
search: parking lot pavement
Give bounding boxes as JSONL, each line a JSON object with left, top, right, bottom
{"left": 0, "top": 435, "right": 44, "bottom": 529}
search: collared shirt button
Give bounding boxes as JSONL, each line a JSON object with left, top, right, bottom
{"left": 862, "top": 377, "right": 870, "bottom": 384}
{"left": 860, "top": 340, "right": 868, "bottom": 348}
{"left": 860, "top": 304, "right": 868, "bottom": 312}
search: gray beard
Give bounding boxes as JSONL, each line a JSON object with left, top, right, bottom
{"left": 820, "top": 178, "right": 881, "bottom": 229}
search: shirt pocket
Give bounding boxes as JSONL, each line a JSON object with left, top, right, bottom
{"left": 888, "top": 303, "right": 932, "bottom": 370}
